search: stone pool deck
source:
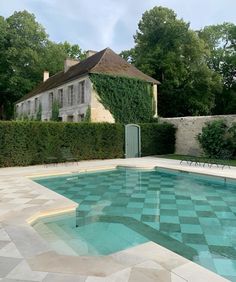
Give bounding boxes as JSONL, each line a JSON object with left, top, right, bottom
{"left": 0, "top": 156, "right": 235, "bottom": 282}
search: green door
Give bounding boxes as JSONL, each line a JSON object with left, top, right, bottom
{"left": 125, "top": 124, "right": 141, "bottom": 158}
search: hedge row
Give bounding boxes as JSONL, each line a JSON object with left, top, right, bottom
{"left": 140, "top": 123, "right": 176, "bottom": 156}
{"left": 0, "top": 121, "right": 175, "bottom": 167}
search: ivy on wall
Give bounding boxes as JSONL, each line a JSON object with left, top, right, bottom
{"left": 51, "top": 101, "right": 60, "bottom": 121}
{"left": 83, "top": 106, "right": 91, "bottom": 122}
{"left": 90, "top": 73, "right": 154, "bottom": 123}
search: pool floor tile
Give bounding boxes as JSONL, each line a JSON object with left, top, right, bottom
{"left": 178, "top": 210, "right": 197, "bottom": 217}
{"left": 205, "top": 234, "right": 233, "bottom": 246}
{"left": 196, "top": 211, "right": 216, "bottom": 218}
{"left": 179, "top": 217, "right": 200, "bottom": 225}
{"left": 181, "top": 224, "right": 203, "bottom": 234}
{"left": 160, "top": 209, "right": 178, "bottom": 216}
{"left": 194, "top": 205, "right": 213, "bottom": 211}
{"left": 213, "top": 258, "right": 236, "bottom": 277}
{"left": 182, "top": 233, "right": 207, "bottom": 244}
{"left": 127, "top": 202, "right": 144, "bottom": 208}
{"left": 160, "top": 215, "right": 179, "bottom": 224}
{"left": 159, "top": 204, "right": 177, "bottom": 210}
{"left": 142, "top": 208, "right": 160, "bottom": 216}
{"left": 141, "top": 215, "right": 160, "bottom": 222}
{"left": 160, "top": 223, "right": 181, "bottom": 232}
{"left": 209, "top": 245, "right": 236, "bottom": 260}
{"left": 215, "top": 211, "right": 236, "bottom": 219}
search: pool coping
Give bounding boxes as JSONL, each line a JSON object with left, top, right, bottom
{"left": 0, "top": 157, "right": 233, "bottom": 281}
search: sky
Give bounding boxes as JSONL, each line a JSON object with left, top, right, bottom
{"left": 0, "top": 0, "right": 236, "bottom": 53}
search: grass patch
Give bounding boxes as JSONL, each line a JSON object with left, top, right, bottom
{"left": 157, "top": 154, "right": 236, "bottom": 167}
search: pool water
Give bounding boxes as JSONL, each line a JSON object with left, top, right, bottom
{"left": 34, "top": 168, "right": 236, "bottom": 281}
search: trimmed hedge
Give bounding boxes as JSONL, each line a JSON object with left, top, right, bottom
{"left": 0, "top": 121, "right": 175, "bottom": 167}
{"left": 141, "top": 123, "right": 176, "bottom": 156}
{"left": 0, "top": 122, "right": 124, "bottom": 167}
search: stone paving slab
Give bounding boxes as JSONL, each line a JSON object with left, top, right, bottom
{"left": 0, "top": 157, "right": 234, "bottom": 281}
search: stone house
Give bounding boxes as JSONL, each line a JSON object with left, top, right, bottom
{"left": 15, "top": 48, "right": 159, "bottom": 122}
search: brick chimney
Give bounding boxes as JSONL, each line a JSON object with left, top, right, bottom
{"left": 86, "top": 50, "right": 97, "bottom": 58}
{"left": 64, "top": 58, "right": 79, "bottom": 72}
{"left": 43, "top": 71, "right": 49, "bottom": 82}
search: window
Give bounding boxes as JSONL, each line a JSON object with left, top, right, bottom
{"left": 21, "top": 103, "right": 24, "bottom": 113}
{"left": 58, "top": 89, "right": 63, "bottom": 108}
{"left": 27, "top": 101, "right": 31, "bottom": 114}
{"left": 79, "top": 114, "right": 85, "bottom": 121}
{"left": 67, "top": 115, "right": 73, "bottom": 122}
{"left": 49, "top": 92, "right": 53, "bottom": 109}
{"left": 78, "top": 81, "right": 85, "bottom": 104}
{"left": 68, "top": 85, "right": 74, "bottom": 106}
{"left": 34, "top": 98, "right": 39, "bottom": 112}
{"left": 16, "top": 105, "right": 19, "bottom": 116}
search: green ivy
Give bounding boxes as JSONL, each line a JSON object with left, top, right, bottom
{"left": 36, "top": 103, "right": 42, "bottom": 121}
{"left": 83, "top": 106, "right": 91, "bottom": 122}
{"left": 51, "top": 101, "right": 60, "bottom": 121}
{"left": 90, "top": 73, "right": 154, "bottom": 123}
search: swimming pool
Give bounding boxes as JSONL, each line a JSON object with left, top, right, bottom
{"left": 33, "top": 167, "right": 236, "bottom": 281}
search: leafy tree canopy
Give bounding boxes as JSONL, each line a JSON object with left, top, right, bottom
{"left": 199, "top": 23, "right": 236, "bottom": 114}
{"left": 122, "top": 6, "right": 234, "bottom": 117}
{"left": 0, "top": 11, "right": 85, "bottom": 119}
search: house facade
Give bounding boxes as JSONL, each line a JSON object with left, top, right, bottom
{"left": 15, "top": 48, "right": 159, "bottom": 122}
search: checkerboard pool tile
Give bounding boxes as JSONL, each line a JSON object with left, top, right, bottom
{"left": 35, "top": 168, "right": 236, "bottom": 281}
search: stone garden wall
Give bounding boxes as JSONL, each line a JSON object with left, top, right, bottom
{"left": 160, "top": 115, "right": 236, "bottom": 156}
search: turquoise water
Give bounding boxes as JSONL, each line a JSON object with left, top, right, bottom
{"left": 34, "top": 168, "right": 236, "bottom": 281}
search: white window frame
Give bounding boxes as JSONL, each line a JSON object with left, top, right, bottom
{"left": 58, "top": 89, "right": 63, "bottom": 108}
{"left": 49, "top": 92, "right": 53, "bottom": 110}
{"left": 34, "top": 98, "right": 39, "bottom": 112}
{"left": 68, "top": 85, "right": 74, "bottom": 106}
{"left": 78, "top": 81, "right": 85, "bottom": 104}
{"left": 27, "top": 100, "right": 31, "bottom": 115}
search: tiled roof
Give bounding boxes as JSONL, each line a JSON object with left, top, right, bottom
{"left": 17, "top": 48, "right": 160, "bottom": 103}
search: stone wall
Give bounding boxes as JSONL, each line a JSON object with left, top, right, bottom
{"left": 160, "top": 115, "right": 236, "bottom": 156}
{"left": 90, "top": 88, "right": 115, "bottom": 123}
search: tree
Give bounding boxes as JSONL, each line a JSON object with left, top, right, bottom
{"left": 60, "top": 41, "right": 86, "bottom": 60}
{"left": 124, "top": 6, "right": 222, "bottom": 117}
{"left": 199, "top": 23, "right": 236, "bottom": 114}
{"left": 41, "top": 41, "right": 86, "bottom": 76}
{"left": 0, "top": 11, "right": 85, "bottom": 119}
{"left": 119, "top": 48, "right": 136, "bottom": 64}
{"left": 0, "top": 16, "right": 9, "bottom": 119}
{"left": 0, "top": 11, "right": 48, "bottom": 118}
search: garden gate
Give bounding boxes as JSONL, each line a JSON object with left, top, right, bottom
{"left": 125, "top": 124, "right": 141, "bottom": 158}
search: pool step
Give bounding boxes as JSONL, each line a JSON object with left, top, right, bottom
{"left": 34, "top": 221, "right": 80, "bottom": 256}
